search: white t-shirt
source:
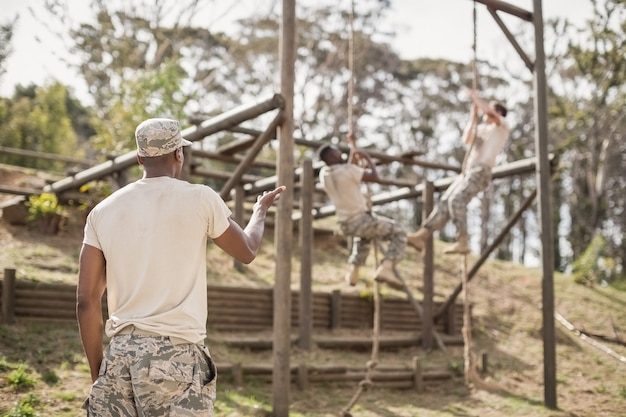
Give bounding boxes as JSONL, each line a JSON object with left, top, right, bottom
{"left": 319, "top": 164, "right": 368, "bottom": 221}
{"left": 83, "top": 176, "right": 232, "bottom": 343}
{"left": 466, "top": 119, "right": 510, "bottom": 169}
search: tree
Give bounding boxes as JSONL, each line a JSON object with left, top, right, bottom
{"left": 549, "top": 0, "right": 626, "bottom": 279}
{"left": 0, "top": 18, "right": 15, "bottom": 80}
{"left": 0, "top": 83, "right": 80, "bottom": 172}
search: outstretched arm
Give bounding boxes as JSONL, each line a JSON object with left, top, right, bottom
{"left": 213, "top": 186, "right": 286, "bottom": 264}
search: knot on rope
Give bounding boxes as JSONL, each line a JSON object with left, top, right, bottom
{"left": 358, "top": 378, "right": 373, "bottom": 390}
{"left": 366, "top": 360, "right": 378, "bottom": 369}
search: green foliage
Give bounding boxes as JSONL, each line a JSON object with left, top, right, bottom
{"left": 571, "top": 234, "right": 620, "bottom": 285}
{"left": 0, "top": 393, "right": 40, "bottom": 417}
{"left": 26, "top": 193, "right": 64, "bottom": 222}
{"left": 0, "top": 19, "right": 15, "bottom": 77}
{"left": 0, "top": 83, "right": 82, "bottom": 172}
{"left": 40, "top": 369, "right": 60, "bottom": 385}
{"left": 7, "top": 365, "right": 36, "bottom": 390}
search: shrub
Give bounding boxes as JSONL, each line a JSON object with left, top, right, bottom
{"left": 7, "top": 364, "right": 36, "bottom": 390}
{"left": 26, "top": 193, "right": 66, "bottom": 235}
{"left": 1, "top": 393, "right": 40, "bottom": 417}
{"left": 26, "top": 193, "right": 63, "bottom": 221}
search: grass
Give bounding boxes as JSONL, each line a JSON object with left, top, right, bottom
{"left": 1, "top": 201, "right": 626, "bottom": 416}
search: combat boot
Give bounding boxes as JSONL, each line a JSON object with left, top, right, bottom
{"left": 374, "top": 260, "right": 404, "bottom": 290}
{"left": 345, "top": 264, "right": 360, "bottom": 286}
{"left": 443, "top": 234, "right": 469, "bottom": 255}
{"left": 407, "top": 228, "right": 430, "bottom": 251}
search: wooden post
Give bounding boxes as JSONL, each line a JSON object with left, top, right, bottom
{"left": 481, "top": 351, "right": 488, "bottom": 374}
{"left": 421, "top": 180, "right": 434, "bottom": 351}
{"left": 412, "top": 356, "right": 424, "bottom": 392}
{"left": 180, "top": 146, "right": 192, "bottom": 181}
{"left": 330, "top": 290, "right": 342, "bottom": 330}
{"left": 297, "top": 364, "right": 309, "bottom": 390}
{"left": 232, "top": 363, "right": 243, "bottom": 386}
{"left": 233, "top": 185, "right": 245, "bottom": 272}
{"left": 273, "top": 0, "right": 296, "bottom": 415}
{"left": 298, "top": 159, "right": 314, "bottom": 350}
{"left": 1, "top": 268, "right": 16, "bottom": 324}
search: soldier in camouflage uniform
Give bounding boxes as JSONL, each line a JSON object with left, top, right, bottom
{"left": 77, "top": 118, "right": 285, "bottom": 416}
{"left": 317, "top": 133, "right": 408, "bottom": 290}
{"left": 408, "top": 89, "right": 510, "bottom": 255}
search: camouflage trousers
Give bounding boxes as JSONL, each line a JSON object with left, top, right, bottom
{"left": 422, "top": 165, "right": 491, "bottom": 236}
{"left": 339, "top": 211, "right": 407, "bottom": 266}
{"left": 84, "top": 333, "right": 217, "bottom": 417}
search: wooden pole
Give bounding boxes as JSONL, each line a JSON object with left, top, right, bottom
{"left": 233, "top": 185, "right": 245, "bottom": 272}
{"left": 1, "top": 268, "right": 16, "bottom": 324}
{"left": 532, "top": 0, "right": 557, "bottom": 408}
{"left": 44, "top": 94, "right": 284, "bottom": 195}
{"left": 421, "top": 180, "right": 434, "bottom": 351}
{"left": 273, "top": 0, "right": 296, "bottom": 415}
{"left": 219, "top": 110, "right": 283, "bottom": 200}
{"left": 298, "top": 159, "right": 314, "bottom": 350}
{"left": 472, "top": 0, "right": 533, "bottom": 21}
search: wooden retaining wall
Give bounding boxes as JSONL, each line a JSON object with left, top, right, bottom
{"left": 0, "top": 277, "right": 462, "bottom": 336}
{"left": 216, "top": 360, "right": 454, "bottom": 391}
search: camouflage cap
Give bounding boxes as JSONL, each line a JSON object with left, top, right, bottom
{"left": 135, "top": 118, "right": 192, "bottom": 157}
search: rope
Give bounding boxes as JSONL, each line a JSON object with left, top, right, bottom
{"left": 341, "top": 278, "right": 381, "bottom": 417}
{"left": 461, "top": 253, "right": 472, "bottom": 385}
{"left": 347, "top": 0, "right": 356, "bottom": 135}
{"left": 341, "top": 224, "right": 381, "bottom": 417}
{"left": 461, "top": 0, "right": 480, "bottom": 174}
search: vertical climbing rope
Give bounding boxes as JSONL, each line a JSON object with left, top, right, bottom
{"left": 462, "top": 253, "right": 472, "bottom": 385}
{"left": 461, "top": 0, "right": 480, "bottom": 174}
{"left": 347, "top": 0, "right": 356, "bottom": 136}
{"left": 461, "top": 0, "right": 478, "bottom": 386}
{"left": 340, "top": 4, "right": 384, "bottom": 415}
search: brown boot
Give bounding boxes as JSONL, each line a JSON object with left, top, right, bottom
{"left": 374, "top": 260, "right": 404, "bottom": 290}
{"left": 407, "top": 228, "right": 430, "bottom": 251}
{"left": 443, "top": 234, "right": 469, "bottom": 255}
{"left": 345, "top": 264, "right": 360, "bottom": 286}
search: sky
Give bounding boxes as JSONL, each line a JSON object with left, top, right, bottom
{"left": 0, "top": 0, "right": 593, "bottom": 102}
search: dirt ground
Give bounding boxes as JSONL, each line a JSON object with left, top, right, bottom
{"left": 1, "top": 164, "right": 626, "bottom": 417}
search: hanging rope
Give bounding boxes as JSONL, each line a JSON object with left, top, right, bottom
{"left": 340, "top": 5, "right": 383, "bottom": 414}
{"left": 461, "top": 0, "right": 480, "bottom": 174}
{"left": 347, "top": 0, "right": 356, "bottom": 135}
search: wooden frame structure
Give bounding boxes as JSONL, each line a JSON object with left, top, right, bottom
{"left": 0, "top": 0, "right": 556, "bottom": 414}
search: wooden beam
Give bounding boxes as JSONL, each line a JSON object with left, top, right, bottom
{"left": 472, "top": 0, "right": 533, "bottom": 22}
{"left": 220, "top": 111, "right": 283, "bottom": 200}
{"left": 191, "top": 149, "right": 276, "bottom": 170}
{"left": 192, "top": 167, "right": 263, "bottom": 183}
{"left": 44, "top": 94, "right": 285, "bottom": 195}
{"left": 314, "top": 154, "right": 556, "bottom": 219}
{"left": 0, "top": 146, "right": 96, "bottom": 167}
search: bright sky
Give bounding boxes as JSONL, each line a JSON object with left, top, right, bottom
{"left": 0, "top": 0, "right": 593, "bottom": 101}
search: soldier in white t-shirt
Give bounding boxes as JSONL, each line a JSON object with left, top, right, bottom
{"left": 317, "top": 133, "right": 408, "bottom": 289}
{"left": 408, "top": 89, "right": 510, "bottom": 255}
{"left": 77, "top": 118, "right": 285, "bottom": 416}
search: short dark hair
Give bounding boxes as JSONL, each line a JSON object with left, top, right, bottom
{"left": 490, "top": 101, "right": 508, "bottom": 117}
{"left": 316, "top": 143, "right": 336, "bottom": 161}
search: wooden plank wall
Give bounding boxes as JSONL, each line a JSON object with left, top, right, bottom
{"left": 1, "top": 280, "right": 463, "bottom": 335}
